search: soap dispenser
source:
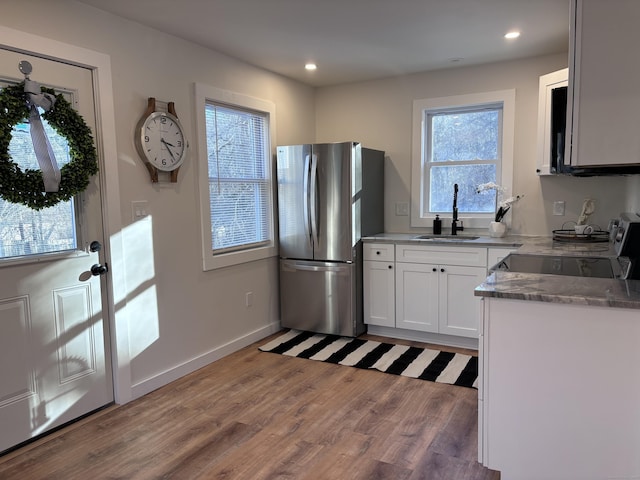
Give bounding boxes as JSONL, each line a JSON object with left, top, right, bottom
{"left": 433, "top": 215, "right": 442, "bottom": 235}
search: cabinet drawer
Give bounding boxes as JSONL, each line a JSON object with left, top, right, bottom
{"left": 396, "top": 244, "right": 487, "bottom": 267}
{"left": 364, "top": 243, "right": 395, "bottom": 262}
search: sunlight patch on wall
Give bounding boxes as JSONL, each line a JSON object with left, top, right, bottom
{"left": 127, "top": 285, "right": 160, "bottom": 359}
{"left": 121, "top": 216, "right": 159, "bottom": 359}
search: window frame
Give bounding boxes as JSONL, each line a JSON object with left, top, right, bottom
{"left": 411, "top": 89, "right": 515, "bottom": 229}
{"left": 194, "top": 83, "right": 277, "bottom": 271}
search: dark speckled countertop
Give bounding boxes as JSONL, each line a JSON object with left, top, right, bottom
{"left": 363, "top": 232, "right": 640, "bottom": 309}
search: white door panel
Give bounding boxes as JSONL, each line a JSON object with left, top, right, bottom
{"left": 0, "top": 49, "right": 112, "bottom": 453}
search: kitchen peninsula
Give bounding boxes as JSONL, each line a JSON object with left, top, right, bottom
{"left": 474, "top": 244, "right": 640, "bottom": 479}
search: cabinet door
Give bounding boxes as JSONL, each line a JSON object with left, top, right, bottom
{"left": 569, "top": 0, "right": 640, "bottom": 166}
{"left": 439, "top": 265, "right": 486, "bottom": 338}
{"left": 363, "top": 260, "right": 395, "bottom": 327}
{"left": 395, "top": 262, "right": 439, "bottom": 332}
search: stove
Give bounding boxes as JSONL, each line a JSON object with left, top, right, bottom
{"left": 611, "top": 212, "right": 640, "bottom": 279}
{"left": 493, "top": 212, "right": 640, "bottom": 280}
{"left": 493, "top": 254, "right": 618, "bottom": 279}
{"left": 613, "top": 212, "right": 640, "bottom": 258}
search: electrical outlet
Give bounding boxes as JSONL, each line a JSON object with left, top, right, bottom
{"left": 395, "top": 202, "right": 409, "bottom": 216}
{"left": 553, "top": 201, "right": 565, "bottom": 216}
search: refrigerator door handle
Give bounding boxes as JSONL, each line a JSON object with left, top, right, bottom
{"left": 310, "top": 153, "right": 319, "bottom": 246}
{"left": 303, "top": 154, "right": 312, "bottom": 247}
{"left": 283, "top": 262, "right": 347, "bottom": 273}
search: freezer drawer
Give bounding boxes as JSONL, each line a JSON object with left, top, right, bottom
{"left": 279, "top": 259, "right": 364, "bottom": 337}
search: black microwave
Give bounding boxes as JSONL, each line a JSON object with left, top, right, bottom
{"left": 549, "top": 85, "right": 568, "bottom": 173}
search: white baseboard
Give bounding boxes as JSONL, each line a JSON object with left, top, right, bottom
{"left": 130, "top": 321, "right": 281, "bottom": 400}
{"left": 367, "top": 325, "right": 478, "bottom": 350}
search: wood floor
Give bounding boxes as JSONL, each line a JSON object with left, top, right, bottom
{"left": 0, "top": 332, "right": 499, "bottom": 479}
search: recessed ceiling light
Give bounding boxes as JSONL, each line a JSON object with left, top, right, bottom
{"left": 305, "top": 63, "right": 317, "bottom": 71}
{"left": 504, "top": 31, "right": 521, "bottom": 39}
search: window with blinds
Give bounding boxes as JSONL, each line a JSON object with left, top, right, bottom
{"left": 204, "top": 103, "right": 271, "bottom": 254}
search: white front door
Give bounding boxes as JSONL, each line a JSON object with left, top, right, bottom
{"left": 0, "top": 49, "right": 113, "bottom": 453}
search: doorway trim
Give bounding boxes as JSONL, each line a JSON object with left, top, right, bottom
{"left": 0, "top": 25, "right": 132, "bottom": 403}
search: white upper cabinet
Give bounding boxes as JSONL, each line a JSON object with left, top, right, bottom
{"left": 567, "top": 0, "right": 640, "bottom": 167}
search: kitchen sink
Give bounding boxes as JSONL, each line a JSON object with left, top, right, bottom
{"left": 414, "top": 235, "right": 480, "bottom": 241}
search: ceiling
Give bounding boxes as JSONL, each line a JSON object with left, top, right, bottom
{"left": 76, "top": 0, "right": 570, "bottom": 87}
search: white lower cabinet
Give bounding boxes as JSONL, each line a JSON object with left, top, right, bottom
{"left": 394, "top": 244, "right": 487, "bottom": 339}
{"left": 438, "top": 265, "right": 487, "bottom": 337}
{"left": 364, "top": 242, "right": 491, "bottom": 344}
{"left": 363, "top": 259, "right": 395, "bottom": 327}
{"left": 480, "top": 297, "right": 640, "bottom": 479}
{"left": 394, "top": 262, "right": 439, "bottom": 332}
{"left": 395, "top": 261, "right": 485, "bottom": 338}
{"left": 363, "top": 243, "right": 395, "bottom": 328}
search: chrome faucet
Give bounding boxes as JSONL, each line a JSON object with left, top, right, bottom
{"left": 452, "top": 183, "right": 464, "bottom": 235}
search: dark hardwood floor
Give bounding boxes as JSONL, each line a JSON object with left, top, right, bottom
{"left": 0, "top": 332, "right": 499, "bottom": 479}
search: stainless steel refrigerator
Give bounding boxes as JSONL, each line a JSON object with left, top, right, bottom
{"left": 276, "top": 142, "right": 384, "bottom": 337}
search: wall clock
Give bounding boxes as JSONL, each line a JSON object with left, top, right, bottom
{"left": 134, "top": 97, "right": 187, "bottom": 183}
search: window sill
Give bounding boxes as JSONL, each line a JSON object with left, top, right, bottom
{"left": 203, "top": 244, "right": 278, "bottom": 271}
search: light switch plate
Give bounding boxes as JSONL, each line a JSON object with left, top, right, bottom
{"left": 132, "top": 200, "right": 149, "bottom": 221}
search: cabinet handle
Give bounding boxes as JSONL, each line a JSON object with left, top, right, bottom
{"left": 440, "top": 268, "right": 445, "bottom": 273}
{"left": 376, "top": 251, "right": 381, "bottom": 255}
{"left": 388, "top": 265, "right": 392, "bottom": 269}
{"left": 432, "top": 268, "right": 437, "bottom": 272}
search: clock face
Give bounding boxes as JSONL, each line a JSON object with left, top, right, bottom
{"left": 139, "top": 111, "right": 186, "bottom": 171}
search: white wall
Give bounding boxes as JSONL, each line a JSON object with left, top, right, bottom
{"left": 315, "top": 53, "right": 631, "bottom": 235}
{"left": 2, "top": 0, "right": 315, "bottom": 399}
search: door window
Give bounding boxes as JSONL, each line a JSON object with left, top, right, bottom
{"left": 0, "top": 82, "right": 77, "bottom": 260}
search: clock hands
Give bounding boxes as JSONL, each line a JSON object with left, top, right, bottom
{"left": 160, "top": 137, "right": 177, "bottom": 163}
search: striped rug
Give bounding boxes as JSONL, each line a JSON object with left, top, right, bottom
{"left": 259, "top": 330, "right": 478, "bottom": 389}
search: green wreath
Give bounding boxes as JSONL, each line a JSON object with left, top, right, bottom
{"left": 0, "top": 82, "right": 98, "bottom": 210}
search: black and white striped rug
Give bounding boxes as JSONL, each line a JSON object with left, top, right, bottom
{"left": 259, "top": 330, "right": 478, "bottom": 389}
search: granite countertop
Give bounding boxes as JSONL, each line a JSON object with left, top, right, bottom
{"left": 363, "top": 232, "right": 525, "bottom": 248}
{"left": 475, "top": 271, "right": 640, "bottom": 309}
{"left": 364, "top": 232, "right": 640, "bottom": 309}
{"left": 474, "top": 238, "right": 640, "bottom": 309}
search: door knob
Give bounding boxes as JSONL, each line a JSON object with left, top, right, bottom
{"left": 89, "top": 240, "right": 102, "bottom": 252}
{"left": 91, "top": 263, "right": 108, "bottom": 276}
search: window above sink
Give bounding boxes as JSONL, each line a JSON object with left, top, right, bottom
{"left": 410, "top": 89, "right": 516, "bottom": 229}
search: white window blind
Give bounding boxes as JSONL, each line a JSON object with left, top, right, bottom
{"left": 205, "top": 103, "right": 271, "bottom": 253}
